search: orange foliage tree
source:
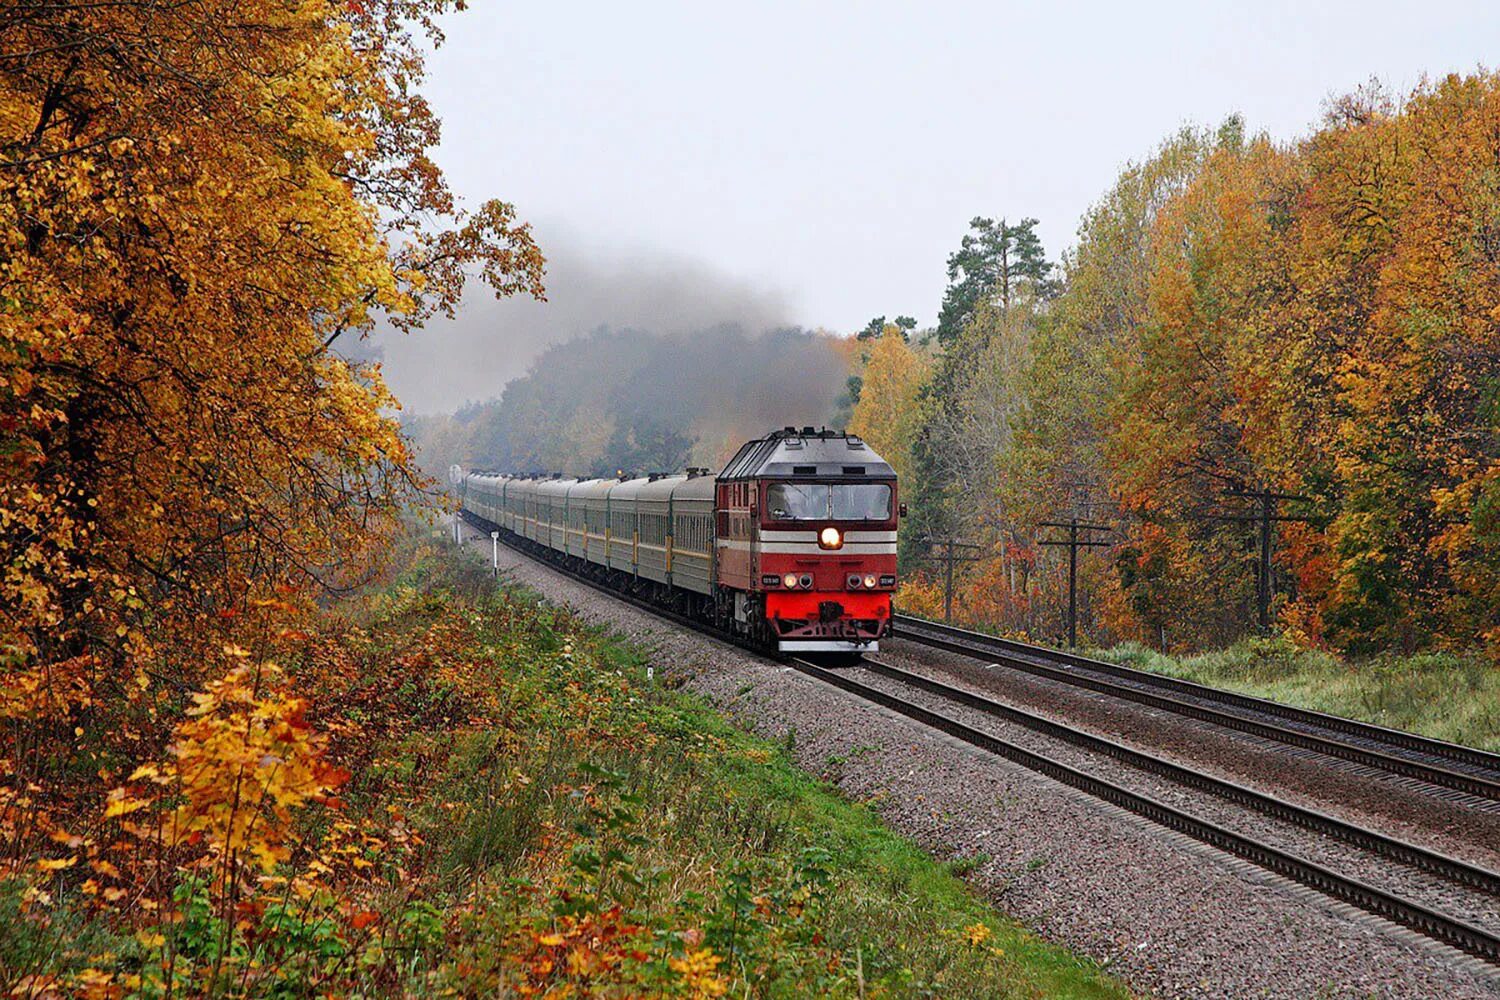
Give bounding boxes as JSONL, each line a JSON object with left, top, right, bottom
{"left": 0, "top": 0, "right": 543, "bottom": 916}
{"left": 1101, "top": 78, "right": 1500, "bottom": 655}
{"left": 1, "top": 0, "right": 542, "bottom": 676}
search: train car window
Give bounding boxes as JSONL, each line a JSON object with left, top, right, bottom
{"left": 766, "top": 483, "right": 891, "bottom": 521}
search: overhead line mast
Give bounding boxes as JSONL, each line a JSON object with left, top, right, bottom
{"left": 1038, "top": 519, "right": 1112, "bottom": 648}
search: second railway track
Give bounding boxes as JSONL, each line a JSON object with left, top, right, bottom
{"left": 894, "top": 613, "right": 1500, "bottom": 807}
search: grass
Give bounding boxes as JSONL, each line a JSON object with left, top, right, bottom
{"left": 412, "top": 543, "right": 1133, "bottom": 998}
{"left": 0, "top": 530, "right": 1137, "bottom": 998}
{"left": 1091, "top": 635, "right": 1500, "bottom": 752}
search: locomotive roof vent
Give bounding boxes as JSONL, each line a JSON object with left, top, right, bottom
{"left": 686, "top": 466, "right": 710, "bottom": 478}
{"left": 802, "top": 426, "right": 816, "bottom": 435}
{"left": 717, "top": 426, "right": 895, "bottom": 480}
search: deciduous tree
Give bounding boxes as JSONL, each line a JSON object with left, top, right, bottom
{"left": 848, "top": 327, "right": 930, "bottom": 484}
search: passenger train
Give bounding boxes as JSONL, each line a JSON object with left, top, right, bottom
{"left": 458, "top": 427, "right": 902, "bottom": 654}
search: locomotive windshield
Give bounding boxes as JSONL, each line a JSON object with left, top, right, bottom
{"left": 766, "top": 483, "right": 891, "bottom": 521}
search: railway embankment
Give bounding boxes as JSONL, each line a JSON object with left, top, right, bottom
{"left": 473, "top": 523, "right": 1500, "bottom": 1000}
{"left": 1, "top": 528, "right": 1128, "bottom": 997}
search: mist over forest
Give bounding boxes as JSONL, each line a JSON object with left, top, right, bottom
{"left": 373, "top": 230, "right": 797, "bottom": 414}
{"left": 402, "top": 324, "right": 854, "bottom": 479}
{"left": 386, "top": 227, "right": 856, "bottom": 479}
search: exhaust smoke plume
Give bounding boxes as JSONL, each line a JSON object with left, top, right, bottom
{"left": 373, "top": 228, "right": 797, "bottom": 414}
{"left": 386, "top": 228, "right": 855, "bottom": 477}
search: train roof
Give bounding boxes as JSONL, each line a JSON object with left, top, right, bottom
{"left": 536, "top": 476, "right": 579, "bottom": 498}
{"left": 636, "top": 474, "right": 687, "bottom": 501}
{"left": 569, "top": 477, "right": 621, "bottom": 500}
{"left": 608, "top": 476, "right": 654, "bottom": 501}
{"left": 672, "top": 471, "right": 716, "bottom": 500}
{"left": 718, "top": 427, "right": 894, "bottom": 480}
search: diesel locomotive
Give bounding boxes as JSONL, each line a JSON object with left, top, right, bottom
{"left": 458, "top": 427, "right": 901, "bottom": 653}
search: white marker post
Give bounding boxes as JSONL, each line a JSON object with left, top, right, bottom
{"left": 490, "top": 530, "right": 500, "bottom": 578}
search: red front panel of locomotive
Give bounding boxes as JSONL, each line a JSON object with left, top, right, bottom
{"left": 754, "top": 478, "right": 898, "bottom": 651}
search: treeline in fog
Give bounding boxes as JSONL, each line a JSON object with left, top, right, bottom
{"left": 404, "top": 325, "right": 855, "bottom": 479}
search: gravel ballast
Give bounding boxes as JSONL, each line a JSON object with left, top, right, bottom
{"left": 876, "top": 640, "right": 1500, "bottom": 868}
{"left": 466, "top": 526, "right": 1500, "bottom": 999}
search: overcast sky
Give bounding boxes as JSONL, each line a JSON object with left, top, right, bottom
{"left": 381, "top": 0, "right": 1500, "bottom": 412}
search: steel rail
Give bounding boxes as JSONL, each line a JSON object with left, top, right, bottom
{"left": 463, "top": 514, "right": 1500, "bottom": 965}
{"left": 860, "top": 654, "right": 1500, "bottom": 894}
{"left": 894, "top": 614, "right": 1500, "bottom": 802}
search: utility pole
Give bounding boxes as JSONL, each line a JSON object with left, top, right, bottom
{"left": 925, "top": 538, "right": 984, "bottom": 622}
{"left": 1038, "top": 518, "right": 1112, "bottom": 648}
{"left": 1217, "top": 489, "right": 1314, "bottom": 630}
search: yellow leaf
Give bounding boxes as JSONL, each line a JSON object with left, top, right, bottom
{"left": 103, "top": 791, "right": 149, "bottom": 819}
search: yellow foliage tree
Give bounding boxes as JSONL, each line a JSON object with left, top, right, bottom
{"left": 0, "top": 0, "right": 545, "bottom": 887}
{"left": 0, "top": 1, "right": 544, "bottom": 677}
{"left": 849, "top": 328, "right": 930, "bottom": 484}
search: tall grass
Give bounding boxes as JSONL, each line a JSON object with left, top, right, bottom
{"left": 1095, "top": 636, "right": 1500, "bottom": 752}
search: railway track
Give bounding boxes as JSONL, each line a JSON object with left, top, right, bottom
{"left": 789, "top": 655, "right": 1500, "bottom": 966}
{"left": 894, "top": 614, "right": 1500, "bottom": 807}
{"left": 465, "top": 518, "right": 1500, "bottom": 967}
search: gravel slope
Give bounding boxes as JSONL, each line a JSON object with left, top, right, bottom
{"left": 466, "top": 525, "right": 1500, "bottom": 999}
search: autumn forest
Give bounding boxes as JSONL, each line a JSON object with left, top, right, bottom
{"left": 3, "top": 0, "right": 1499, "bottom": 996}
{"left": 861, "top": 87, "right": 1500, "bottom": 662}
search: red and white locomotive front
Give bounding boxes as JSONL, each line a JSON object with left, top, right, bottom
{"left": 715, "top": 428, "right": 899, "bottom": 653}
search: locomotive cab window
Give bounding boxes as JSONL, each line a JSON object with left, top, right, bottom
{"left": 765, "top": 483, "right": 892, "bottom": 521}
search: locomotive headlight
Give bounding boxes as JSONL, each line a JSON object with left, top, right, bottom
{"left": 783, "top": 573, "right": 799, "bottom": 589}
{"left": 847, "top": 574, "right": 862, "bottom": 589}
{"left": 863, "top": 574, "right": 877, "bottom": 589}
{"left": 819, "top": 526, "right": 843, "bottom": 549}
